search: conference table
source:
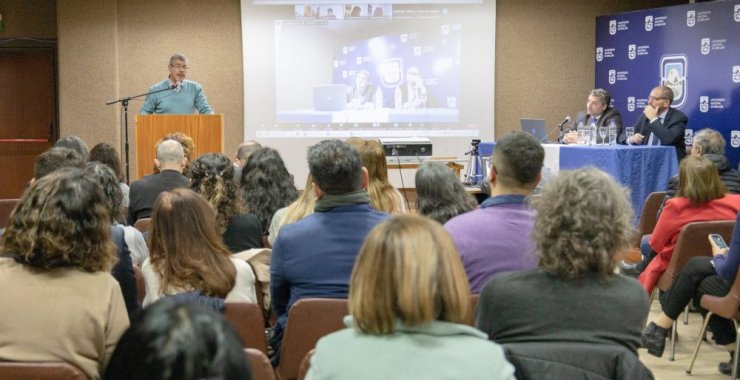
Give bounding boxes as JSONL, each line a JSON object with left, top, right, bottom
{"left": 478, "top": 142, "right": 679, "bottom": 221}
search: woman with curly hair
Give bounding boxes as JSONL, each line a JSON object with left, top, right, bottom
{"left": 141, "top": 188, "right": 257, "bottom": 306}
{"left": 346, "top": 138, "right": 407, "bottom": 213}
{"left": 240, "top": 147, "right": 298, "bottom": 235}
{"left": 476, "top": 168, "right": 650, "bottom": 367}
{"left": 0, "top": 168, "right": 129, "bottom": 379}
{"left": 191, "top": 153, "right": 263, "bottom": 252}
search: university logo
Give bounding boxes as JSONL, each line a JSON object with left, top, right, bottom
{"left": 628, "top": 44, "right": 636, "bottom": 60}
{"left": 735, "top": 5, "right": 740, "bottom": 22}
{"left": 596, "top": 47, "right": 603, "bottom": 62}
{"left": 609, "top": 20, "right": 617, "bottom": 35}
{"left": 701, "top": 38, "right": 711, "bottom": 55}
{"left": 627, "top": 97, "right": 636, "bottom": 112}
{"left": 733, "top": 66, "right": 740, "bottom": 83}
{"left": 687, "top": 10, "right": 695, "bottom": 27}
{"left": 661, "top": 55, "right": 687, "bottom": 108}
{"left": 699, "top": 96, "right": 709, "bottom": 113}
{"left": 608, "top": 70, "right": 616, "bottom": 85}
{"left": 685, "top": 129, "right": 694, "bottom": 146}
{"left": 645, "top": 15, "right": 653, "bottom": 31}
{"left": 732, "top": 131, "right": 740, "bottom": 149}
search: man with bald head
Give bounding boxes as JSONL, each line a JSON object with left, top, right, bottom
{"left": 128, "top": 139, "right": 190, "bottom": 224}
{"left": 619, "top": 85, "right": 688, "bottom": 163}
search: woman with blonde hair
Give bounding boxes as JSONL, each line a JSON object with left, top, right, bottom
{"left": 346, "top": 138, "right": 407, "bottom": 213}
{"left": 306, "top": 215, "right": 514, "bottom": 380}
{"left": 268, "top": 174, "right": 316, "bottom": 246}
{"left": 141, "top": 188, "right": 257, "bottom": 306}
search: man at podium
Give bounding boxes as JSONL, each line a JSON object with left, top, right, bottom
{"left": 140, "top": 54, "right": 214, "bottom": 115}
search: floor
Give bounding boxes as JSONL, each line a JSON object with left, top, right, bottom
{"left": 641, "top": 299, "right": 733, "bottom": 380}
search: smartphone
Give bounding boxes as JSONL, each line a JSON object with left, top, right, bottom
{"left": 709, "top": 234, "right": 728, "bottom": 249}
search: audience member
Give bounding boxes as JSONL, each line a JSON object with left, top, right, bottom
{"left": 190, "top": 153, "right": 262, "bottom": 252}
{"left": 0, "top": 168, "right": 129, "bottom": 379}
{"left": 307, "top": 215, "right": 515, "bottom": 380}
{"left": 444, "top": 132, "right": 543, "bottom": 292}
{"left": 415, "top": 161, "right": 477, "bottom": 224}
{"left": 476, "top": 168, "right": 649, "bottom": 355}
{"left": 269, "top": 140, "right": 389, "bottom": 365}
{"left": 637, "top": 156, "right": 740, "bottom": 293}
{"left": 154, "top": 132, "right": 195, "bottom": 176}
{"left": 268, "top": 175, "right": 316, "bottom": 247}
{"left": 141, "top": 188, "right": 257, "bottom": 306}
{"left": 560, "top": 88, "right": 622, "bottom": 144}
{"left": 128, "top": 139, "right": 190, "bottom": 224}
{"left": 54, "top": 135, "right": 90, "bottom": 161}
{"left": 104, "top": 297, "right": 251, "bottom": 380}
{"left": 346, "top": 138, "right": 406, "bottom": 213}
{"left": 239, "top": 147, "right": 298, "bottom": 235}
{"left": 33, "top": 147, "right": 85, "bottom": 181}
{"left": 642, "top": 212, "right": 740, "bottom": 374}
{"left": 90, "top": 142, "right": 130, "bottom": 208}
{"left": 234, "top": 140, "right": 262, "bottom": 169}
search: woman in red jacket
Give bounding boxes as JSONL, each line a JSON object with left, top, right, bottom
{"left": 638, "top": 156, "right": 740, "bottom": 293}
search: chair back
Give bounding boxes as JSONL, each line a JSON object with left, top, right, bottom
{"left": 223, "top": 302, "right": 269, "bottom": 355}
{"left": 244, "top": 348, "right": 275, "bottom": 380}
{"left": 0, "top": 198, "right": 19, "bottom": 228}
{"left": 133, "top": 266, "right": 145, "bottom": 305}
{"left": 133, "top": 217, "right": 152, "bottom": 234}
{"left": 0, "top": 362, "right": 86, "bottom": 380}
{"left": 700, "top": 265, "right": 740, "bottom": 320}
{"left": 297, "top": 349, "right": 315, "bottom": 380}
{"left": 278, "top": 298, "right": 349, "bottom": 380}
{"left": 633, "top": 191, "right": 666, "bottom": 245}
{"left": 656, "top": 220, "right": 735, "bottom": 291}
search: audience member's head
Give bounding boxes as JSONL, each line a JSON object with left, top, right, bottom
{"left": 33, "top": 147, "right": 85, "bottom": 180}
{"left": 85, "top": 162, "right": 124, "bottom": 223}
{"left": 239, "top": 147, "right": 298, "bottom": 232}
{"left": 678, "top": 155, "right": 727, "bottom": 205}
{"left": 308, "top": 139, "right": 366, "bottom": 196}
{"left": 103, "top": 297, "right": 251, "bottom": 380}
{"left": 54, "top": 136, "right": 89, "bottom": 161}
{"left": 155, "top": 140, "right": 186, "bottom": 172}
{"left": 691, "top": 128, "right": 726, "bottom": 156}
{"left": 346, "top": 138, "right": 401, "bottom": 213}
{"left": 490, "top": 132, "right": 544, "bottom": 194}
{"left": 190, "top": 153, "right": 245, "bottom": 233}
{"left": 149, "top": 188, "right": 235, "bottom": 298}
{"left": 532, "top": 168, "right": 633, "bottom": 280}
{"left": 90, "top": 143, "right": 125, "bottom": 182}
{"left": 155, "top": 132, "right": 194, "bottom": 175}
{"left": 2, "top": 168, "right": 116, "bottom": 272}
{"left": 281, "top": 175, "right": 316, "bottom": 227}
{"left": 415, "top": 162, "right": 477, "bottom": 224}
{"left": 235, "top": 140, "right": 262, "bottom": 167}
{"left": 349, "top": 215, "right": 470, "bottom": 334}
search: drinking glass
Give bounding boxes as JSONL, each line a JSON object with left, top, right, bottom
{"left": 625, "top": 127, "right": 635, "bottom": 139}
{"left": 598, "top": 126, "right": 608, "bottom": 145}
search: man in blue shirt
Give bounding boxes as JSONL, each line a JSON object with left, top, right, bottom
{"left": 140, "top": 54, "right": 214, "bottom": 115}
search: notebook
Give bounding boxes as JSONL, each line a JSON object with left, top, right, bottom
{"left": 520, "top": 118, "right": 549, "bottom": 143}
{"left": 313, "top": 84, "right": 347, "bottom": 111}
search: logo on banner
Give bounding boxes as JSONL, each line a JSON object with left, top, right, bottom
{"left": 732, "top": 131, "right": 740, "bottom": 148}
{"left": 645, "top": 16, "right": 653, "bottom": 31}
{"left": 596, "top": 47, "right": 603, "bottom": 62}
{"left": 685, "top": 129, "right": 694, "bottom": 146}
{"left": 608, "top": 70, "right": 616, "bottom": 84}
{"left": 735, "top": 5, "right": 740, "bottom": 22}
{"left": 699, "top": 96, "right": 709, "bottom": 113}
{"left": 609, "top": 20, "right": 617, "bottom": 35}
{"left": 734, "top": 66, "right": 740, "bottom": 83}
{"left": 661, "top": 55, "right": 687, "bottom": 108}
{"left": 627, "top": 97, "right": 636, "bottom": 112}
{"left": 701, "top": 38, "right": 711, "bottom": 55}
{"left": 628, "top": 44, "right": 636, "bottom": 60}
{"left": 687, "top": 11, "right": 696, "bottom": 27}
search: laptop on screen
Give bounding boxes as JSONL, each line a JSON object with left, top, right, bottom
{"left": 313, "top": 84, "right": 347, "bottom": 111}
{"left": 520, "top": 118, "right": 549, "bottom": 143}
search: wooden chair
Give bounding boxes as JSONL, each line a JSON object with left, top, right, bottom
{"left": 133, "top": 217, "right": 152, "bottom": 234}
{"left": 278, "top": 298, "right": 349, "bottom": 380}
{"left": 244, "top": 348, "right": 276, "bottom": 380}
{"left": 0, "top": 198, "right": 19, "bottom": 228}
{"left": 0, "top": 362, "right": 86, "bottom": 380}
{"left": 133, "top": 266, "right": 145, "bottom": 305}
{"left": 223, "top": 302, "right": 269, "bottom": 355}
{"left": 686, "top": 269, "right": 740, "bottom": 379}
{"left": 297, "top": 349, "right": 315, "bottom": 380}
{"left": 654, "top": 219, "right": 736, "bottom": 361}
{"left": 632, "top": 191, "right": 666, "bottom": 246}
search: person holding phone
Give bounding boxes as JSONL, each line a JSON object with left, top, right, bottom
{"left": 642, "top": 212, "right": 740, "bottom": 375}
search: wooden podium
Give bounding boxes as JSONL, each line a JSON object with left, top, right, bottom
{"left": 134, "top": 114, "right": 224, "bottom": 180}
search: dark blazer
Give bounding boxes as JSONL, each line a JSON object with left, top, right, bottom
{"left": 618, "top": 107, "right": 688, "bottom": 163}
{"left": 560, "top": 108, "right": 623, "bottom": 143}
{"left": 127, "top": 169, "right": 190, "bottom": 224}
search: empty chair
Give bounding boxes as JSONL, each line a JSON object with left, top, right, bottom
{"left": 632, "top": 191, "right": 667, "bottom": 246}
{"left": 245, "top": 348, "right": 275, "bottom": 380}
{"left": 223, "top": 302, "right": 269, "bottom": 355}
{"left": 0, "top": 362, "right": 86, "bottom": 380}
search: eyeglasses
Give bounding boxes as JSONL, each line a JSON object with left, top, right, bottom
{"left": 170, "top": 64, "right": 190, "bottom": 70}
{"left": 648, "top": 95, "right": 666, "bottom": 101}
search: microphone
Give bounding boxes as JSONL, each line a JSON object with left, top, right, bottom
{"left": 170, "top": 81, "right": 182, "bottom": 92}
{"left": 557, "top": 116, "right": 571, "bottom": 132}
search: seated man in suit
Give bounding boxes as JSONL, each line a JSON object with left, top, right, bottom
{"left": 128, "top": 139, "right": 190, "bottom": 224}
{"left": 347, "top": 69, "right": 381, "bottom": 110}
{"left": 269, "top": 139, "right": 389, "bottom": 365}
{"left": 618, "top": 85, "right": 688, "bottom": 163}
{"left": 560, "top": 88, "right": 622, "bottom": 144}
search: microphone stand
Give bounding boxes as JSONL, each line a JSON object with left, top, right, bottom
{"left": 106, "top": 86, "right": 173, "bottom": 184}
